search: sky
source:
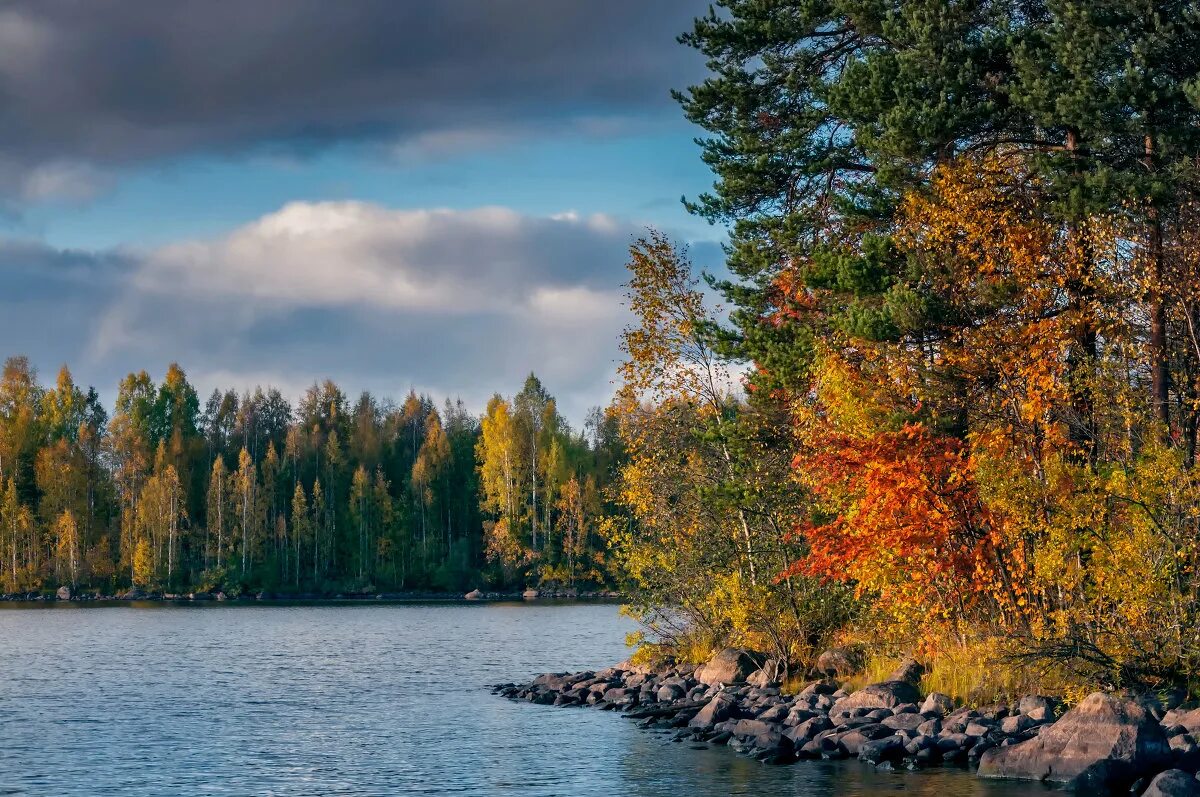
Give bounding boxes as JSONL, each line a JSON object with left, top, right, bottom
{"left": 0, "top": 0, "right": 725, "bottom": 424}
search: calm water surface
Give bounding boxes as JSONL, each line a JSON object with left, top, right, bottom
{"left": 0, "top": 602, "right": 1053, "bottom": 796}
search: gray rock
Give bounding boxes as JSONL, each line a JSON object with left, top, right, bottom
{"left": 602, "top": 687, "right": 637, "bottom": 705}
{"left": 1026, "top": 705, "right": 1053, "bottom": 722}
{"left": 730, "top": 718, "right": 782, "bottom": 745}
{"left": 1018, "top": 695, "right": 1056, "bottom": 716}
{"left": 1001, "top": 714, "right": 1034, "bottom": 735}
{"left": 787, "top": 715, "right": 832, "bottom": 742}
{"left": 831, "top": 681, "right": 922, "bottom": 717}
{"left": 917, "top": 718, "right": 942, "bottom": 736}
{"left": 936, "top": 733, "right": 971, "bottom": 752}
{"left": 756, "top": 704, "right": 788, "bottom": 723}
{"left": 799, "top": 738, "right": 823, "bottom": 758}
{"left": 1164, "top": 708, "right": 1200, "bottom": 735}
{"left": 977, "top": 692, "right": 1171, "bottom": 792}
{"left": 883, "top": 712, "right": 927, "bottom": 732}
{"left": 816, "top": 648, "right": 863, "bottom": 678}
{"left": 905, "top": 734, "right": 935, "bottom": 754}
{"left": 799, "top": 681, "right": 838, "bottom": 698}
{"left": 965, "top": 720, "right": 994, "bottom": 737}
{"left": 56, "top": 585, "right": 71, "bottom": 600}
{"left": 886, "top": 656, "right": 926, "bottom": 686}
{"left": 1142, "top": 769, "right": 1200, "bottom": 797}
{"left": 657, "top": 683, "right": 686, "bottom": 703}
{"left": 689, "top": 692, "right": 738, "bottom": 730}
{"left": 839, "top": 723, "right": 893, "bottom": 755}
{"left": 747, "top": 657, "right": 789, "bottom": 688}
{"left": 921, "top": 692, "right": 955, "bottom": 716}
{"left": 785, "top": 708, "right": 817, "bottom": 726}
{"left": 698, "top": 649, "right": 765, "bottom": 686}
{"left": 859, "top": 736, "right": 906, "bottom": 764}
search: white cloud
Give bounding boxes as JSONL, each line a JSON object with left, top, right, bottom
{"left": 0, "top": 202, "right": 698, "bottom": 423}
{"left": 124, "top": 202, "right": 635, "bottom": 321}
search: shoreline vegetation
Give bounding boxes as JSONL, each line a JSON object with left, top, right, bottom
{"left": 0, "top": 589, "right": 624, "bottom": 604}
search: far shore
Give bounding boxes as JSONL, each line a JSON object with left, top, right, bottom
{"left": 0, "top": 589, "right": 624, "bottom": 606}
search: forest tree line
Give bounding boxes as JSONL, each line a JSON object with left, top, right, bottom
{"left": 0, "top": 361, "right": 623, "bottom": 595}
{"left": 607, "top": 0, "right": 1200, "bottom": 699}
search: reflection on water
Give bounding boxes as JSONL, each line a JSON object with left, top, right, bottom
{"left": 0, "top": 602, "right": 1052, "bottom": 796}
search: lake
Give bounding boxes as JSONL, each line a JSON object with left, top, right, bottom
{"left": 0, "top": 601, "right": 1052, "bottom": 796}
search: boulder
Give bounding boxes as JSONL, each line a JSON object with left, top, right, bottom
{"left": 1027, "top": 705, "right": 1054, "bottom": 723}
{"left": 1001, "top": 714, "right": 1035, "bottom": 735}
{"left": 657, "top": 683, "right": 686, "bottom": 703}
{"left": 55, "top": 585, "right": 71, "bottom": 601}
{"left": 799, "top": 681, "right": 838, "bottom": 698}
{"left": 464, "top": 589, "right": 484, "bottom": 600}
{"left": 966, "top": 720, "right": 994, "bottom": 737}
{"left": 1164, "top": 708, "right": 1200, "bottom": 735}
{"left": 756, "top": 704, "right": 788, "bottom": 723}
{"left": 689, "top": 692, "right": 738, "bottom": 730}
{"left": 532, "top": 672, "right": 574, "bottom": 691}
{"left": 602, "top": 687, "right": 637, "bottom": 705}
{"left": 831, "top": 681, "right": 922, "bottom": 716}
{"left": 917, "top": 718, "right": 942, "bottom": 736}
{"left": 886, "top": 656, "right": 926, "bottom": 686}
{"left": 699, "top": 648, "right": 765, "bottom": 686}
{"left": 1142, "top": 770, "right": 1200, "bottom": 797}
{"left": 937, "top": 733, "right": 972, "bottom": 753}
{"left": 816, "top": 648, "right": 863, "bottom": 677}
{"left": 522, "top": 588, "right": 539, "bottom": 599}
{"left": 1019, "top": 695, "right": 1057, "bottom": 716}
{"left": 785, "top": 715, "right": 832, "bottom": 744}
{"left": 838, "top": 723, "right": 893, "bottom": 755}
{"left": 747, "top": 657, "right": 789, "bottom": 688}
{"left": 977, "top": 692, "right": 1171, "bottom": 793}
{"left": 882, "top": 712, "right": 926, "bottom": 732}
{"left": 921, "top": 692, "right": 956, "bottom": 716}
{"left": 731, "top": 718, "right": 779, "bottom": 742}
{"left": 859, "top": 735, "right": 906, "bottom": 765}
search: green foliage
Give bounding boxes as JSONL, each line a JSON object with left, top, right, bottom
{"left": 652, "top": 0, "right": 1200, "bottom": 695}
{"left": 0, "top": 358, "right": 625, "bottom": 596}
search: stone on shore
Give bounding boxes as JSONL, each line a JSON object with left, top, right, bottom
{"left": 977, "top": 692, "right": 1171, "bottom": 793}
{"left": 522, "top": 588, "right": 539, "bottom": 599}
{"left": 464, "top": 589, "right": 483, "bottom": 600}
{"left": 921, "top": 692, "right": 955, "bottom": 716}
{"left": 698, "top": 648, "right": 764, "bottom": 686}
{"left": 1164, "top": 708, "right": 1200, "bottom": 735}
{"left": 831, "top": 681, "right": 922, "bottom": 716}
{"left": 815, "top": 648, "right": 862, "bottom": 677}
{"left": 55, "top": 585, "right": 71, "bottom": 600}
{"left": 689, "top": 692, "right": 738, "bottom": 730}
{"left": 859, "top": 735, "right": 906, "bottom": 765}
{"left": 1142, "top": 770, "right": 1200, "bottom": 797}
{"left": 886, "top": 656, "right": 925, "bottom": 685}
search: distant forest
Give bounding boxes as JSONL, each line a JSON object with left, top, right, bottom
{"left": 0, "top": 358, "right": 625, "bottom": 595}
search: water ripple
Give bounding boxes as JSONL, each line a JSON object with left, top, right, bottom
{"left": 0, "top": 603, "right": 1049, "bottom": 796}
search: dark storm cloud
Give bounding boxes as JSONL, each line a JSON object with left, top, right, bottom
{"left": 0, "top": 0, "right": 705, "bottom": 194}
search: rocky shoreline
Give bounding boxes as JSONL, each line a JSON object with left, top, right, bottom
{"left": 0, "top": 587, "right": 622, "bottom": 603}
{"left": 494, "top": 648, "right": 1200, "bottom": 796}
